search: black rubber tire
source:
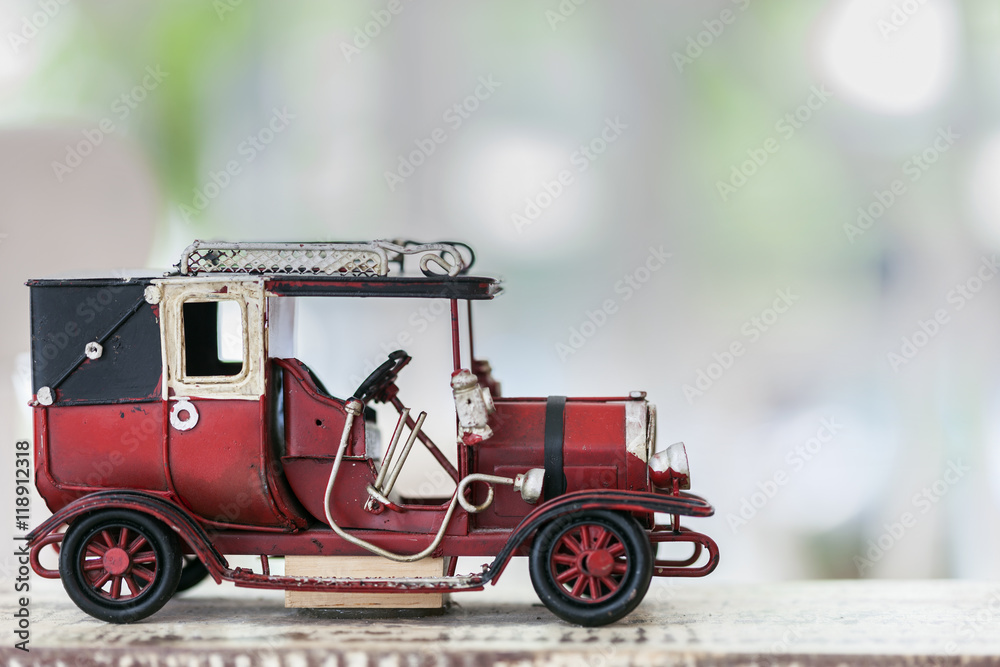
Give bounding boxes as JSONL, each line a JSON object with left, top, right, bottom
{"left": 175, "top": 556, "right": 209, "bottom": 593}
{"left": 60, "top": 509, "right": 182, "bottom": 623}
{"left": 529, "top": 510, "right": 653, "bottom": 626}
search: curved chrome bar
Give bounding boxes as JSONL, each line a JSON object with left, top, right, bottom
{"left": 323, "top": 400, "right": 512, "bottom": 562}
{"left": 457, "top": 474, "right": 512, "bottom": 513}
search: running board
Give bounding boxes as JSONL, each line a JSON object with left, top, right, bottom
{"left": 225, "top": 566, "right": 487, "bottom": 593}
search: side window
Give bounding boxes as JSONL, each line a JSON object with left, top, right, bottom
{"left": 182, "top": 299, "right": 246, "bottom": 378}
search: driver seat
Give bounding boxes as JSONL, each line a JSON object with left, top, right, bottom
{"left": 273, "top": 358, "right": 376, "bottom": 459}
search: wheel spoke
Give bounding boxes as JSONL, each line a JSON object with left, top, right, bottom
{"left": 127, "top": 534, "right": 148, "bottom": 555}
{"left": 116, "top": 527, "right": 129, "bottom": 549}
{"left": 555, "top": 566, "right": 581, "bottom": 584}
{"left": 82, "top": 559, "right": 105, "bottom": 572}
{"left": 559, "top": 532, "right": 583, "bottom": 555}
{"left": 594, "top": 527, "right": 612, "bottom": 550}
{"left": 132, "top": 551, "right": 157, "bottom": 565}
{"left": 101, "top": 530, "right": 116, "bottom": 549}
{"left": 570, "top": 574, "right": 588, "bottom": 597}
{"left": 124, "top": 574, "right": 141, "bottom": 596}
{"left": 86, "top": 542, "right": 108, "bottom": 557}
{"left": 607, "top": 542, "right": 626, "bottom": 557}
{"left": 552, "top": 554, "right": 577, "bottom": 565}
{"left": 600, "top": 576, "right": 620, "bottom": 593}
{"left": 92, "top": 571, "right": 112, "bottom": 590}
{"left": 132, "top": 564, "right": 156, "bottom": 583}
{"left": 110, "top": 575, "right": 123, "bottom": 599}
{"left": 612, "top": 561, "right": 629, "bottom": 574}
{"left": 588, "top": 576, "right": 600, "bottom": 600}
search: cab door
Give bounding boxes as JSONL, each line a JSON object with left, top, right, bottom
{"left": 154, "top": 277, "right": 304, "bottom": 530}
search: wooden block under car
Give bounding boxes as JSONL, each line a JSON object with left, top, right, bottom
{"left": 283, "top": 556, "right": 446, "bottom": 608}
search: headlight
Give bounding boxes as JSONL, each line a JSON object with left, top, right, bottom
{"left": 649, "top": 441, "right": 690, "bottom": 490}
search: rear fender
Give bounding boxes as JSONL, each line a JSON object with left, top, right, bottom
{"left": 482, "top": 488, "right": 714, "bottom": 584}
{"left": 26, "top": 490, "right": 229, "bottom": 582}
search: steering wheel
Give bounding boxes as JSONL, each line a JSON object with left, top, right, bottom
{"left": 353, "top": 350, "right": 411, "bottom": 403}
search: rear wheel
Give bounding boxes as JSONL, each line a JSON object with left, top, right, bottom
{"left": 529, "top": 510, "right": 653, "bottom": 626}
{"left": 175, "top": 556, "right": 209, "bottom": 593}
{"left": 60, "top": 510, "right": 182, "bottom": 623}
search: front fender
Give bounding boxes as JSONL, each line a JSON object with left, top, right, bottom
{"left": 26, "top": 490, "right": 230, "bottom": 582}
{"left": 482, "top": 488, "right": 714, "bottom": 584}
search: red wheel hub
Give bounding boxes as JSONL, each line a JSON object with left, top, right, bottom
{"left": 584, "top": 549, "right": 615, "bottom": 578}
{"left": 80, "top": 526, "right": 158, "bottom": 601}
{"left": 549, "top": 523, "right": 629, "bottom": 603}
{"left": 102, "top": 547, "right": 130, "bottom": 576}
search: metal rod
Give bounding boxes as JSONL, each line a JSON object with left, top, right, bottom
{"left": 450, "top": 298, "right": 461, "bottom": 372}
{"left": 672, "top": 478, "right": 681, "bottom": 533}
{"left": 374, "top": 408, "right": 409, "bottom": 490}
{"left": 390, "top": 396, "right": 459, "bottom": 481}
{"left": 382, "top": 411, "right": 427, "bottom": 496}
{"left": 466, "top": 300, "right": 475, "bottom": 360}
{"left": 179, "top": 240, "right": 470, "bottom": 277}
{"left": 323, "top": 406, "right": 512, "bottom": 563}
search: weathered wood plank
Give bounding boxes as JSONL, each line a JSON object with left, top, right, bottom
{"left": 5, "top": 579, "right": 1000, "bottom": 665}
{"left": 283, "top": 555, "right": 445, "bottom": 608}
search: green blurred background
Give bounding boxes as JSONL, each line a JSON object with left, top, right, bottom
{"left": 1, "top": 0, "right": 999, "bottom": 593}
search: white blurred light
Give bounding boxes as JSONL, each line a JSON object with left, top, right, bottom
{"left": 985, "top": 388, "right": 1000, "bottom": 508}
{"left": 444, "top": 127, "right": 596, "bottom": 258}
{"left": 760, "top": 406, "right": 891, "bottom": 532}
{"left": 12, "top": 352, "right": 33, "bottom": 426}
{"left": 0, "top": 4, "right": 33, "bottom": 84}
{"left": 0, "top": 45, "right": 25, "bottom": 82}
{"left": 817, "top": 0, "right": 958, "bottom": 114}
{"left": 968, "top": 133, "right": 1000, "bottom": 249}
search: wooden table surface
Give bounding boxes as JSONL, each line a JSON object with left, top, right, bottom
{"left": 4, "top": 578, "right": 1000, "bottom": 666}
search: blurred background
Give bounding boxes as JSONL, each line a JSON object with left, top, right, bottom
{"left": 1, "top": 0, "right": 998, "bottom": 602}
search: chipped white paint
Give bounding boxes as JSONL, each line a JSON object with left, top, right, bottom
{"left": 155, "top": 276, "right": 265, "bottom": 400}
{"left": 650, "top": 442, "right": 691, "bottom": 490}
{"left": 178, "top": 240, "right": 469, "bottom": 278}
{"left": 513, "top": 467, "right": 544, "bottom": 504}
{"left": 169, "top": 398, "right": 199, "bottom": 431}
{"left": 451, "top": 369, "right": 494, "bottom": 444}
{"left": 625, "top": 399, "right": 650, "bottom": 462}
{"left": 144, "top": 284, "right": 161, "bottom": 305}
{"left": 35, "top": 385, "right": 53, "bottom": 405}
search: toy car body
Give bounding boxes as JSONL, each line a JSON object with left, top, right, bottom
{"left": 25, "top": 240, "right": 718, "bottom": 626}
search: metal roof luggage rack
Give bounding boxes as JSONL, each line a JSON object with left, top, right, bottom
{"left": 176, "top": 240, "right": 474, "bottom": 278}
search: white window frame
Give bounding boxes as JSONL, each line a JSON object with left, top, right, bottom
{"left": 154, "top": 277, "right": 266, "bottom": 400}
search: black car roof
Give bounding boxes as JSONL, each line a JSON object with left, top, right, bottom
{"left": 27, "top": 273, "right": 502, "bottom": 300}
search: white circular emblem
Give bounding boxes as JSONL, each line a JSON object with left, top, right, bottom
{"left": 169, "top": 399, "right": 199, "bottom": 431}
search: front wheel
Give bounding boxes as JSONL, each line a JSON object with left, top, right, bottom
{"left": 60, "top": 510, "right": 182, "bottom": 623}
{"left": 529, "top": 510, "right": 653, "bottom": 626}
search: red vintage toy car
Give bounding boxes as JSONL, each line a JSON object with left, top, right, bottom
{"left": 25, "top": 240, "right": 718, "bottom": 626}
